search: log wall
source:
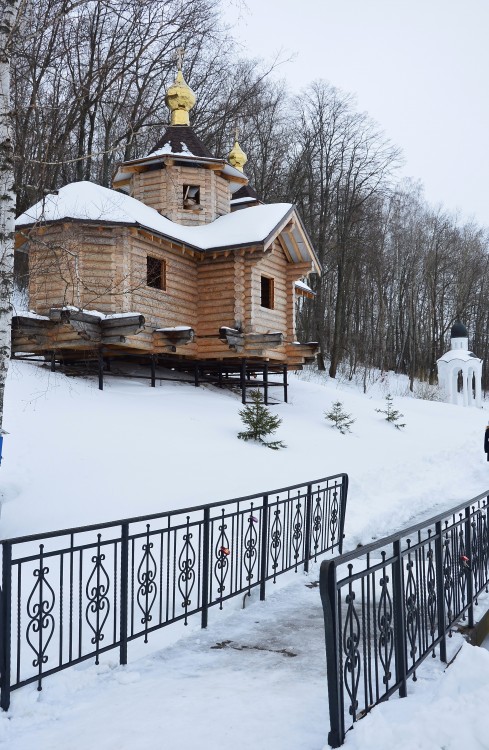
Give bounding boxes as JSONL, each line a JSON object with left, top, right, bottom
{"left": 21, "top": 217, "right": 315, "bottom": 367}
{"left": 130, "top": 165, "right": 231, "bottom": 225}
{"left": 27, "top": 224, "right": 120, "bottom": 315}
{"left": 196, "top": 254, "right": 236, "bottom": 358}
{"left": 127, "top": 231, "right": 199, "bottom": 356}
{"left": 244, "top": 243, "right": 289, "bottom": 358}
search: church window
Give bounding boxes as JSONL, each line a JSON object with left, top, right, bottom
{"left": 261, "top": 276, "right": 274, "bottom": 309}
{"left": 183, "top": 185, "right": 200, "bottom": 208}
{"left": 147, "top": 256, "right": 166, "bottom": 290}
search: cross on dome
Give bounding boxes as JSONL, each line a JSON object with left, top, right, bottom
{"left": 165, "top": 47, "right": 196, "bottom": 126}
{"left": 176, "top": 46, "right": 184, "bottom": 70}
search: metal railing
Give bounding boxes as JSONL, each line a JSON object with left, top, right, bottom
{"left": 0, "top": 472, "right": 348, "bottom": 710}
{"left": 320, "top": 490, "right": 489, "bottom": 748}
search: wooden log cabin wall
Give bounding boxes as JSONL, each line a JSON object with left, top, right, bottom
{"left": 14, "top": 61, "right": 321, "bottom": 383}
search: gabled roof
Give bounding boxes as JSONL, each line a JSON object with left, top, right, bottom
{"left": 16, "top": 181, "right": 320, "bottom": 270}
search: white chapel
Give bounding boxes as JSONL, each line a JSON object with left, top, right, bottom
{"left": 436, "top": 321, "right": 483, "bottom": 407}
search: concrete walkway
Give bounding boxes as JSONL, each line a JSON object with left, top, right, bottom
{"left": 0, "top": 566, "right": 330, "bottom": 750}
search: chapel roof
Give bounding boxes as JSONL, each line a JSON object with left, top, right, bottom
{"left": 150, "top": 125, "right": 214, "bottom": 159}
{"left": 16, "top": 181, "right": 320, "bottom": 270}
{"left": 451, "top": 320, "right": 469, "bottom": 338}
{"left": 437, "top": 350, "right": 480, "bottom": 364}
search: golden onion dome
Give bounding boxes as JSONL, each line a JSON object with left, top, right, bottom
{"left": 165, "top": 68, "right": 196, "bottom": 126}
{"left": 228, "top": 138, "right": 247, "bottom": 172}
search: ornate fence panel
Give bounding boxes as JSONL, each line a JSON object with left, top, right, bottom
{"left": 320, "top": 490, "right": 489, "bottom": 748}
{"left": 0, "top": 472, "right": 348, "bottom": 710}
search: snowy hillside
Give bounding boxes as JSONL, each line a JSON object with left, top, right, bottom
{"left": 1, "top": 360, "right": 488, "bottom": 544}
{"left": 1, "top": 360, "right": 489, "bottom": 750}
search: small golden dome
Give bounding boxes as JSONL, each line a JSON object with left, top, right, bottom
{"left": 228, "top": 138, "right": 247, "bottom": 172}
{"left": 165, "top": 68, "right": 196, "bottom": 126}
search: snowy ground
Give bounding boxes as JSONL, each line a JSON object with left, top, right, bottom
{"left": 1, "top": 360, "right": 489, "bottom": 749}
{"left": 2, "top": 360, "right": 489, "bottom": 543}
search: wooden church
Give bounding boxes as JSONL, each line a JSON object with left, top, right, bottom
{"left": 14, "top": 61, "right": 320, "bottom": 393}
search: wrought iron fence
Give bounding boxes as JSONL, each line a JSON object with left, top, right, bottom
{"left": 320, "top": 490, "right": 489, "bottom": 748}
{"left": 0, "top": 472, "right": 348, "bottom": 710}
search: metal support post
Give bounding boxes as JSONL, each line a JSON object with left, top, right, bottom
{"left": 263, "top": 363, "right": 269, "bottom": 405}
{"left": 241, "top": 359, "right": 247, "bottom": 404}
{"left": 98, "top": 352, "right": 104, "bottom": 391}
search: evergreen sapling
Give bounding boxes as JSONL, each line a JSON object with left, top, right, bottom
{"left": 238, "top": 389, "right": 286, "bottom": 449}
{"left": 375, "top": 393, "right": 406, "bottom": 429}
{"left": 324, "top": 401, "right": 355, "bottom": 434}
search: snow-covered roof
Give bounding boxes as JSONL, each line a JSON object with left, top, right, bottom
{"left": 295, "top": 280, "right": 315, "bottom": 295}
{"left": 437, "top": 350, "right": 481, "bottom": 364}
{"left": 14, "top": 310, "right": 49, "bottom": 321}
{"left": 155, "top": 326, "right": 193, "bottom": 332}
{"left": 230, "top": 196, "right": 256, "bottom": 205}
{"left": 15, "top": 307, "right": 143, "bottom": 322}
{"left": 113, "top": 125, "right": 247, "bottom": 194}
{"left": 147, "top": 142, "right": 194, "bottom": 157}
{"left": 16, "top": 182, "right": 316, "bottom": 260}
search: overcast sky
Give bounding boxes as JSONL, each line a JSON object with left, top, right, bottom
{"left": 223, "top": 0, "right": 489, "bottom": 227}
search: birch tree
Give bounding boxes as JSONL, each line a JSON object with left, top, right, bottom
{"left": 0, "top": 0, "right": 20, "bottom": 433}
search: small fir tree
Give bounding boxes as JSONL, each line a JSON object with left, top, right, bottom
{"left": 375, "top": 394, "right": 406, "bottom": 429}
{"left": 238, "top": 390, "right": 286, "bottom": 450}
{"left": 324, "top": 401, "right": 355, "bottom": 434}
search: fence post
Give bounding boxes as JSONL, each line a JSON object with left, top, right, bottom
{"left": 392, "top": 539, "right": 407, "bottom": 698}
{"left": 0, "top": 542, "right": 12, "bottom": 711}
{"left": 304, "top": 484, "right": 313, "bottom": 573}
{"left": 98, "top": 351, "right": 104, "bottom": 391}
{"left": 201, "top": 507, "right": 210, "bottom": 628}
{"left": 120, "top": 523, "right": 129, "bottom": 666}
{"left": 339, "top": 475, "right": 349, "bottom": 554}
{"left": 465, "top": 506, "right": 474, "bottom": 628}
{"left": 320, "top": 559, "right": 344, "bottom": 748}
{"left": 435, "top": 521, "right": 447, "bottom": 662}
{"left": 260, "top": 494, "right": 269, "bottom": 601}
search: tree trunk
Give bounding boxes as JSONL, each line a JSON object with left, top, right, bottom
{"left": 329, "top": 263, "right": 344, "bottom": 378}
{"left": 0, "top": 0, "right": 20, "bottom": 433}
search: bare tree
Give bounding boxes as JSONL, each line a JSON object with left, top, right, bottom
{"left": 290, "top": 81, "right": 401, "bottom": 378}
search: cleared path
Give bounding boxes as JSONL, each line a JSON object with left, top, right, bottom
{"left": 0, "top": 568, "right": 330, "bottom": 750}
